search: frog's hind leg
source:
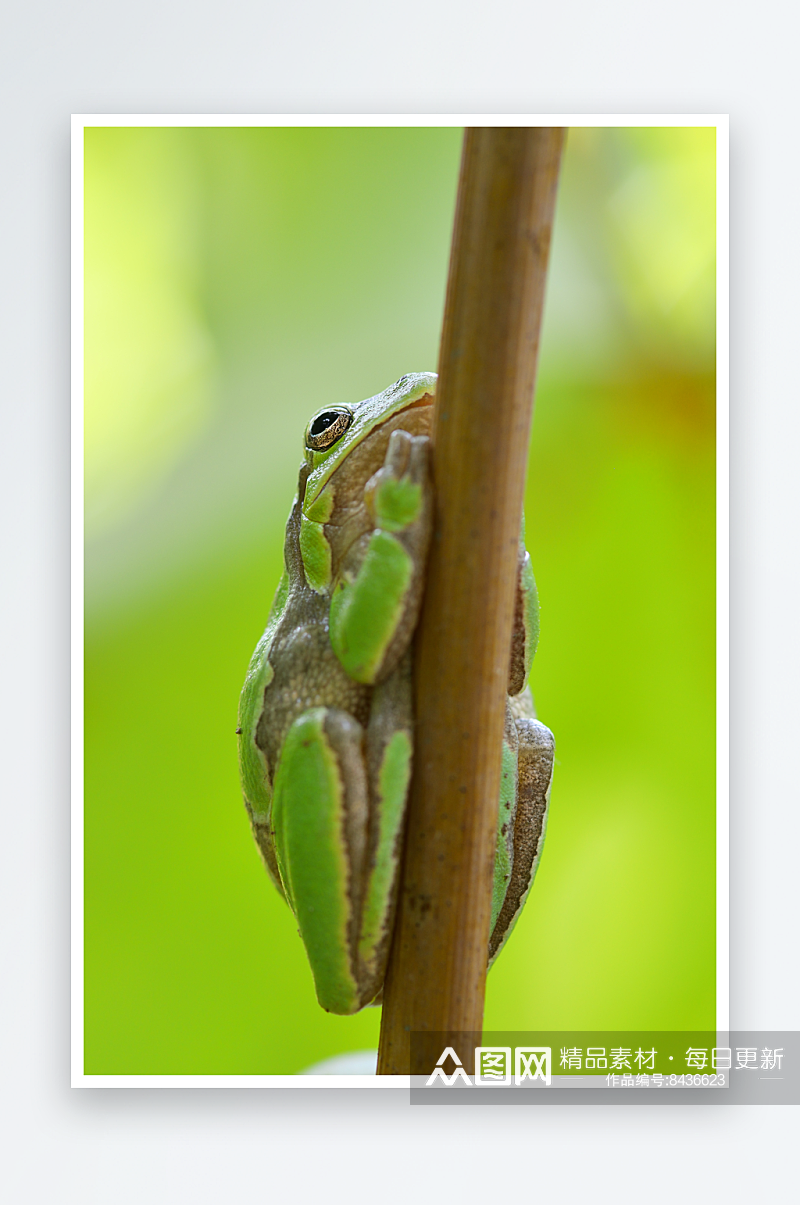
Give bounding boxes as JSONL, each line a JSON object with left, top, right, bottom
{"left": 488, "top": 709, "right": 555, "bottom": 967}
{"left": 357, "top": 656, "right": 414, "bottom": 1005}
{"left": 270, "top": 706, "right": 370, "bottom": 1016}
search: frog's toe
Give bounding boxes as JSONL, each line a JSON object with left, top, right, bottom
{"left": 403, "top": 433, "right": 431, "bottom": 487}
{"left": 384, "top": 427, "right": 414, "bottom": 476}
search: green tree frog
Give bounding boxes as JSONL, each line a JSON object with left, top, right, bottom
{"left": 237, "top": 373, "right": 554, "bottom": 1015}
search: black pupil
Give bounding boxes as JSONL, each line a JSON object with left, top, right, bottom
{"left": 310, "top": 412, "right": 340, "bottom": 436}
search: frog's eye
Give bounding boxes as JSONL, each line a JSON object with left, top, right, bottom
{"left": 306, "top": 408, "right": 353, "bottom": 451}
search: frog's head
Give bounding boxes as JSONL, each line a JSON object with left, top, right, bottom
{"left": 301, "top": 373, "right": 436, "bottom": 516}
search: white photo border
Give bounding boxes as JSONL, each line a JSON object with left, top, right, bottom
{"left": 71, "top": 113, "right": 729, "bottom": 1088}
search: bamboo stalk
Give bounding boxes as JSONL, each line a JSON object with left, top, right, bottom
{"left": 377, "top": 126, "right": 565, "bottom": 1075}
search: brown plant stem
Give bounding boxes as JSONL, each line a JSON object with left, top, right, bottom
{"left": 376, "top": 126, "right": 565, "bottom": 1075}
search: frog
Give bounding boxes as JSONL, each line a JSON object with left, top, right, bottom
{"left": 237, "top": 372, "right": 555, "bottom": 1015}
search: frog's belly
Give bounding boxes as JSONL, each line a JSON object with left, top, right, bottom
{"left": 258, "top": 621, "right": 372, "bottom": 777}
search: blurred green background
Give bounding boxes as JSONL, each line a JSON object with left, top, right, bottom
{"left": 84, "top": 126, "right": 716, "bottom": 1074}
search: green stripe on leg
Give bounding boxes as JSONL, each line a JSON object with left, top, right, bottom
{"left": 357, "top": 730, "right": 412, "bottom": 976}
{"left": 329, "top": 530, "right": 413, "bottom": 683}
{"left": 271, "top": 710, "right": 360, "bottom": 1014}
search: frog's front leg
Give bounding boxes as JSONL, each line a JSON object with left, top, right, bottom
{"left": 508, "top": 520, "right": 541, "bottom": 697}
{"left": 329, "top": 429, "right": 432, "bottom": 685}
{"left": 271, "top": 664, "right": 413, "bottom": 1015}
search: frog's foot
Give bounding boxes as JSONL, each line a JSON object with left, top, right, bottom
{"left": 488, "top": 714, "right": 554, "bottom": 967}
{"left": 364, "top": 427, "right": 431, "bottom": 535}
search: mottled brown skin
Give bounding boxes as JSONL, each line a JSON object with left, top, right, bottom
{"left": 508, "top": 543, "right": 534, "bottom": 697}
